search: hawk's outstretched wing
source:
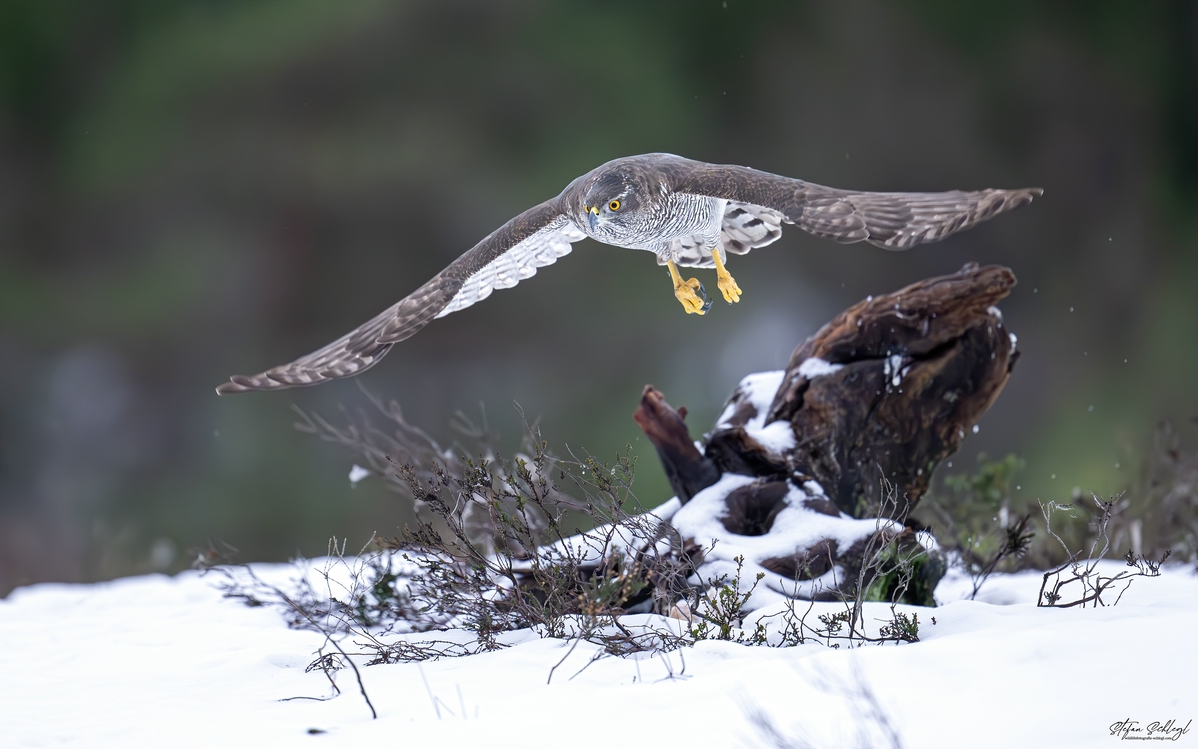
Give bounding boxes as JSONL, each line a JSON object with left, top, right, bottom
{"left": 216, "top": 200, "right": 583, "bottom": 394}
{"left": 669, "top": 160, "right": 1041, "bottom": 251}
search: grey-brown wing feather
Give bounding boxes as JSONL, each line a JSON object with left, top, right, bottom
{"left": 667, "top": 159, "right": 1041, "bottom": 250}
{"left": 787, "top": 185, "right": 1040, "bottom": 249}
{"left": 216, "top": 200, "right": 579, "bottom": 394}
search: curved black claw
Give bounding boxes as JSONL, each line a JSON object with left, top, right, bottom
{"left": 695, "top": 280, "right": 714, "bottom": 314}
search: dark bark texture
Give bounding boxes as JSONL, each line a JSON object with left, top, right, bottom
{"left": 637, "top": 262, "right": 1017, "bottom": 520}
{"left": 632, "top": 386, "right": 720, "bottom": 504}
{"left": 768, "top": 262, "right": 1017, "bottom": 516}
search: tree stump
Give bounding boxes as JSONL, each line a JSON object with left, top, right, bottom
{"left": 634, "top": 263, "right": 1019, "bottom": 605}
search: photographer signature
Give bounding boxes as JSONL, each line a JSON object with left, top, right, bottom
{"left": 1111, "top": 719, "right": 1192, "bottom": 741}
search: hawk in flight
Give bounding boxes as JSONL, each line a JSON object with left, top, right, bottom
{"left": 217, "top": 153, "right": 1040, "bottom": 394}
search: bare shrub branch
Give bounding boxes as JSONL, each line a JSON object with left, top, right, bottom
{"left": 1038, "top": 492, "right": 1170, "bottom": 608}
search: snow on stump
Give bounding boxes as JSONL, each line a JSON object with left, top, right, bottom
{"left": 635, "top": 263, "right": 1019, "bottom": 606}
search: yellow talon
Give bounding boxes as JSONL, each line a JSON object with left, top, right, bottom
{"left": 711, "top": 248, "right": 742, "bottom": 304}
{"left": 676, "top": 279, "right": 706, "bottom": 315}
{"left": 667, "top": 260, "right": 708, "bottom": 315}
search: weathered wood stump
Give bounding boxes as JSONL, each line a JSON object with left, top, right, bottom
{"left": 635, "top": 263, "right": 1019, "bottom": 604}
{"left": 632, "top": 389, "right": 720, "bottom": 504}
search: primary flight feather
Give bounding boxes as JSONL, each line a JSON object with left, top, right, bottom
{"left": 217, "top": 153, "right": 1040, "bottom": 394}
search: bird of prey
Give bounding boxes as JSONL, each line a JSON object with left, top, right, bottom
{"left": 216, "top": 153, "right": 1040, "bottom": 394}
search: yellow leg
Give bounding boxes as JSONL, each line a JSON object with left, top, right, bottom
{"left": 667, "top": 260, "right": 708, "bottom": 315}
{"left": 711, "top": 247, "right": 742, "bottom": 303}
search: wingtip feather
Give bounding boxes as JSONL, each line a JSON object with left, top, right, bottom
{"left": 215, "top": 379, "right": 248, "bottom": 396}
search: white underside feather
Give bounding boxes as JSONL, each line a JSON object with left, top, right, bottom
{"left": 436, "top": 217, "right": 585, "bottom": 318}
{"left": 658, "top": 200, "right": 786, "bottom": 267}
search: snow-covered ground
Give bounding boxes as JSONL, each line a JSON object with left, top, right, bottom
{"left": 2, "top": 562, "right": 1195, "bottom": 748}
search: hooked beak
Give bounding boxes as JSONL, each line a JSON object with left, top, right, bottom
{"left": 585, "top": 204, "right": 599, "bottom": 231}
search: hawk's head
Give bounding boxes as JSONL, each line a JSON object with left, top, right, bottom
{"left": 577, "top": 164, "right": 661, "bottom": 245}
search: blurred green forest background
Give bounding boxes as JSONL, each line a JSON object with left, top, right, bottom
{"left": 2, "top": 0, "right": 1195, "bottom": 594}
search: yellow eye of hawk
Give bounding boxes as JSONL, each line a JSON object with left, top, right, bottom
{"left": 609, "top": 199, "right": 621, "bottom": 211}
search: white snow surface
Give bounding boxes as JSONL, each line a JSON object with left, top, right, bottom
{"left": 2, "top": 562, "right": 1197, "bottom": 748}
{"left": 750, "top": 420, "right": 796, "bottom": 454}
{"left": 882, "top": 353, "right": 908, "bottom": 388}
{"left": 347, "top": 464, "right": 371, "bottom": 484}
{"left": 796, "top": 357, "right": 843, "bottom": 379}
{"left": 716, "top": 370, "right": 785, "bottom": 431}
{"left": 669, "top": 476, "right": 898, "bottom": 603}
{"left": 714, "top": 370, "right": 796, "bottom": 454}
